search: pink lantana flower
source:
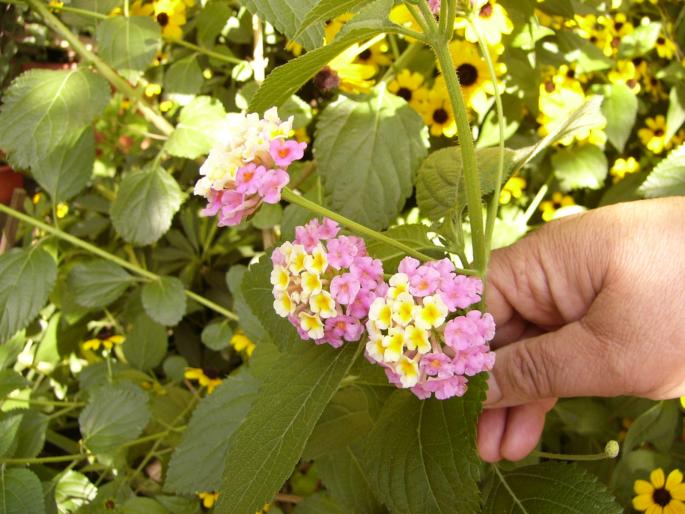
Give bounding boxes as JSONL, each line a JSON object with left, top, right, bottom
{"left": 270, "top": 139, "right": 307, "bottom": 167}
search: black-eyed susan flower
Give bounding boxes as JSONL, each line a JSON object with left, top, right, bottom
{"left": 355, "top": 41, "right": 391, "bottom": 74}
{"left": 499, "top": 176, "right": 526, "bottom": 204}
{"left": 82, "top": 331, "right": 125, "bottom": 352}
{"left": 131, "top": 0, "right": 190, "bottom": 40}
{"left": 327, "top": 43, "right": 377, "bottom": 94}
{"left": 633, "top": 468, "right": 685, "bottom": 514}
{"left": 230, "top": 332, "right": 255, "bottom": 358}
{"left": 638, "top": 115, "right": 669, "bottom": 154}
{"left": 324, "top": 13, "right": 353, "bottom": 44}
{"left": 655, "top": 35, "right": 677, "bottom": 60}
{"left": 456, "top": 0, "right": 513, "bottom": 47}
{"left": 419, "top": 86, "right": 457, "bottom": 138}
{"left": 389, "top": 69, "right": 429, "bottom": 110}
{"left": 540, "top": 192, "right": 575, "bottom": 222}
{"left": 610, "top": 156, "right": 640, "bottom": 182}
{"left": 608, "top": 60, "right": 641, "bottom": 93}
{"left": 197, "top": 491, "right": 219, "bottom": 509}
{"left": 447, "top": 40, "right": 492, "bottom": 111}
{"left": 184, "top": 368, "right": 222, "bottom": 393}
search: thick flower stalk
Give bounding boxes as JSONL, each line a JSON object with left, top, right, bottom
{"left": 271, "top": 218, "right": 387, "bottom": 348}
{"left": 194, "top": 108, "right": 306, "bottom": 226}
{"left": 365, "top": 256, "right": 495, "bottom": 400}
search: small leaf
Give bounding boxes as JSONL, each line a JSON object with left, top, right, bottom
{"left": 666, "top": 83, "right": 685, "bottom": 142}
{"left": 226, "top": 265, "right": 268, "bottom": 344}
{"left": 122, "top": 314, "right": 168, "bottom": 371}
{"left": 79, "top": 382, "right": 151, "bottom": 456}
{"left": 110, "top": 166, "right": 184, "bottom": 246}
{"left": 165, "top": 374, "right": 259, "bottom": 494}
{"left": 0, "top": 468, "right": 46, "bottom": 514}
{"left": 141, "top": 276, "right": 186, "bottom": 326}
{"left": 0, "top": 369, "right": 26, "bottom": 399}
{"left": 601, "top": 83, "right": 638, "bottom": 152}
{"left": 14, "top": 410, "right": 48, "bottom": 458}
{"left": 96, "top": 16, "right": 162, "bottom": 72}
{"left": 0, "top": 411, "right": 23, "bottom": 457}
{"left": 165, "top": 96, "right": 227, "bottom": 159}
{"left": 242, "top": 0, "right": 323, "bottom": 50}
{"left": 201, "top": 321, "right": 233, "bottom": 351}
{"left": 619, "top": 22, "right": 662, "bottom": 58}
{"left": 196, "top": 2, "right": 232, "bottom": 48}
{"left": 67, "top": 259, "right": 135, "bottom": 309}
{"left": 639, "top": 143, "right": 685, "bottom": 198}
{"left": 0, "top": 246, "right": 57, "bottom": 342}
{"left": 315, "top": 87, "right": 429, "bottom": 230}
{"left": 552, "top": 144, "right": 608, "bottom": 191}
{"left": 293, "top": 0, "right": 369, "bottom": 41}
{"left": 483, "top": 462, "right": 622, "bottom": 514}
{"left": 164, "top": 55, "right": 204, "bottom": 95}
{"left": 622, "top": 400, "right": 679, "bottom": 454}
{"left": 215, "top": 344, "right": 360, "bottom": 514}
{"left": 54, "top": 471, "right": 97, "bottom": 513}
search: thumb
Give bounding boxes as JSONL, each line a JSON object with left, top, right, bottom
{"left": 484, "top": 320, "right": 612, "bottom": 408}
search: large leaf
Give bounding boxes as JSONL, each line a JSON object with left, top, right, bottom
{"left": 67, "top": 259, "right": 135, "bottom": 309}
{"left": 141, "top": 276, "right": 186, "bottom": 326}
{"left": 122, "top": 314, "right": 168, "bottom": 371}
{"left": 165, "top": 96, "right": 226, "bottom": 159}
{"left": 364, "top": 381, "right": 486, "bottom": 514}
{"left": 0, "top": 69, "right": 109, "bottom": 169}
{"left": 315, "top": 88, "right": 429, "bottom": 230}
{"left": 164, "top": 55, "right": 204, "bottom": 95}
{"left": 639, "top": 143, "right": 685, "bottom": 198}
{"left": 79, "top": 382, "right": 151, "bottom": 456}
{"left": 215, "top": 343, "right": 360, "bottom": 513}
{"left": 601, "top": 83, "right": 637, "bottom": 153}
{"left": 622, "top": 400, "right": 679, "bottom": 454}
{"left": 292, "top": 493, "right": 348, "bottom": 514}
{"left": 0, "top": 246, "right": 57, "bottom": 343}
{"left": 110, "top": 166, "right": 184, "bottom": 246}
{"left": 0, "top": 468, "right": 45, "bottom": 514}
{"left": 243, "top": 0, "right": 323, "bottom": 50}
{"left": 96, "top": 16, "right": 162, "bottom": 72}
{"left": 552, "top": 144, "right": 608, "bottom": 191}
{"left": 482, "top": 462, "right": 622, "bottom": 513}
{"left": 165, "top": 373, "right": 259, "bottom": 494}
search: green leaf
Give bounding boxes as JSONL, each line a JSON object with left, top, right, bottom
{"left": 599, "top": 171, "right": 648, "bottom": 206}
{"left": 164, "top": 55, "right": 204, "bottom": 95}
{"left": 293, "top": 0, "right": 369, "bottom": 41}
{"left": 316, "top": 88, "right": 429, "bottom": 230}
{"left": 165, "top": 96, "right": 227, "bottom": 159}
{"left": 619, "top": 22, "right": 662, "bottom": 58}
{"left": 249, "top": 28, "right": 389, "bottom": 113}
{"left": 141, "top": 276, "right": 186, "bottom": 326}
{"left": 110, "top": 166, "right": 184, "bottom": 246}
{"left": 366, "top": 224, "right": 438, "bottom": 271}
{"left": 32, "top": 128, "right": 95, "bottom": 202}
{"left": 0, "top": 468, "right": 45, "bottom": 514}
{"left": 666, "top": 83, "right": 685, "bottom": 143}
{"left": 165, "top": 373, "right": 259, "bottom": 494}
{"left": 61, "top": 0, "right": 121, "bottom": 25}
{"left": 54, "top": 471, "right": 97, "bottom": 513}
{"left": 482, "top": 462, "right": 622, "bottom": 514}
{"left": 215, "top": 343, "right": 360, "bottom": 514}
{"left": 364, "top": 383, "right": 485, "bottom": 514}
{"left": 226, "top": 265, "right": 268, "bottom": 344}
{"left": 243, "top": 0, "right": 323, "bottom": 50}
{"left": 14, "top": 410, "right": 48, "bottom": 458}
{"left": 201, "top": 320, "right": 233, "bottom": 351}
{"left": 79, "top": 381, "right": 151, "bottom": 456}
{"left": 622, "top": 400, "right": 679, "bottom": 454}
{"left": 196, "top": 2, "right": 232, "bottom": 48}
{"left": 0, "top": 246, "right": 57, "bottom": 342}
{"left": 67, "top": 259, "right": 135, "bottom": 309}
{"left": 122, "top": 497, "right": 170, "bottom": 514}
{"left": 556, "top": 31, "right": 612, "bottom": 73}
{"left": 639, "top": 143, "right": 685, "bottom": 198}
{"left": 96, "top": 16, "right": 162, "bottom": 72}
{"left": 0, "top": 411, "right": 23, "bottom": 457}
{"left": 292, "top": 493, "right": 348, "bottom": 514}
{"left": 0, "top": 369, "right": 26, "bottom": 399}
{"left": 601, "top": 83, "right": 638, "bottom": 152}
{"left": 122, "top": 314, "right": 168, "bottom": 371}
{"left": 552, "top": 144, "right": 608, "bottom": 191}
{"left": 0, "top": 69, "right": 109, "bottom": 169}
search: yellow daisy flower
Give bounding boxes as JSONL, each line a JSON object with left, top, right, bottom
{"left": 132, "top": 0, "right": 187, "bottom": 40}
{"left": 184, "top": 368, "right": 222, "bottom": 394}
{"left": 230, "top": 331, "right": 255, "bottom": 357}
{"left": 655, "top": 35, "right": 677, "bottom": 60}
{"left": 633, "top": 468, "right": 685, "bottom": 514}
{"left": 608, "top": 60, "right": 640, "bottom": 93}
{"left": 419, "top": 86, "right": 457, "bottom": 138}
{"left": 455, "top": 0, "right": 513, "bottom": 47}
{"left": 82, "top": 332, "right": 125, "bottom": 352}
{"left": 610, "top": 157, "right": 640, "bottom": 182}
{"left": 638, "top": 115, "right": 669, "bottom": 154}
{"left": 388, "top": 69, "right": 429, "bottom": 110}
{"left": 197, "top": 492, "right": 219, "bottom": 509}
{"left": 499, "top": 176, "right": 527, "bottom": 204}
{"left": 447, "top": 40, "right": 492, "bottom": 111}
{"left": 325, "top": 43, "right": 377, "bottom": 94}
{"left": 324, "top": 13, "right": 354, "bottom": 44}
{"left": 355, "top": 40, "right": 391, "bottom": 74}
{"left": 540, "top": 192, "right": 575, "bottom": 222}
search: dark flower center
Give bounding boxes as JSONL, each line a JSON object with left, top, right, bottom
{"left": 632, "top": 57, "right": 644, "bottom": 66}
{"left": 545, "top": 81, "right": 555, "bottom": 92}
{"left": 627, "top": 79, "right": 637, "bottom": 89}
{"left": 479, "top": 2, "right": 493, "bottom": 18}
{"left": 614, "top": 22, "right": 624, "bottom": 31}
{"left": 156, "top": 12, "right": 169, "bottom": 26}
{"left": 654, "top": 128, "right": 664, "bottom": 137}
{"left": 657, "top": 37, "right": 665, "bottom": 45}
{"left": 105, "top": 499, "right": 116, "bottom": 510}
{"left": 397, "top": 87, "right": 413, "bottom": 102}
{"left": 98, "top": 328, "right": 114, "bottom": 340}
{"left": 612, "top": 36, "right": 620, "bottom": 48}
{"left": 433, "top": 108, "right": 449, "bottom": 124}
{"left": 566, "top": 69, "right": 575, "bottom": 79}
{"left": 590, "top": 35, "right": 598, "bottom": 43}
{"left": 203, "top": 367, "right": 220, "bottom": 379}
{"left": 358, "top": 49, "right": 372, "bottom": 61}
{"left": 314, "top": 66, "right": 340, "bottom": 91}
{"left": 456, "top": 63, "right": 478, "bottom": 87}
{"left": 653, "top": 488, "right": 672, "bottom": 507}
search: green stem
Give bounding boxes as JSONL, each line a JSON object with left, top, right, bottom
{"left": 8, "top": 398, "right": 85, "bottom": 408}
{"left": 381, "top": 41, "right": 422, "bottom": 82}
{"left": 25, "top": 0, "right": 174, "bottom": 136}
{"left": 120, "top": 426, "right": 186, "bottom": 448}
{"left": 492, "top": 464, "right": 530, "bottom": 514}
{"left": 0, "top": 453, "right": 84, "bottom": 465}
{"left": 0, "top": 203, "right": 238, "bottom": 321}
{"left": 281, "top": 188, "right": 434, "bottom": 262}
{"left": 405, "top": 3, "right": 431, "bottom": 35}
{"left": 530, "top": 450, "right": 615, "bottom": 462}
{"left": 172, "top": 38, "right": 244, "bottom": 65}
{"left": 522, "top": 173, "right": 554, "bottom": 225}
{"left": 49, "top": 2, "right": 108, "bottom": 19}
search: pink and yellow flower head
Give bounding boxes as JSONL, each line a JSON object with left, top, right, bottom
{"left": 271, "top": 218, "right": 386, "bottom": 348}
{"left": 365, "top": 256, "right": 495, "bottom": 400}
{"left": 194, "top": 107, "right": 306, "bottom": 226}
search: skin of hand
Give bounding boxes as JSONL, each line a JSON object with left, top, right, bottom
{"left": 477, "top": 197, "right": 685, "bottom": 462}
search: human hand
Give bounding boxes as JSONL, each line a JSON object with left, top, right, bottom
{"left": 477, "top": 197, "right": 685, "bottom": 462}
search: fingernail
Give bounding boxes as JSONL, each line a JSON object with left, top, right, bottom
{"left": 485, "top": 373, "right": 502, "bottom": 406}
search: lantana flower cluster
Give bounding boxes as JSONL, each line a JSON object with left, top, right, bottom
{"left": 194, "top": 108, "right": 306, "bottom": 226}
{"left": 365, "top": 257, "right": 495, "bottom": 400}
{"left": 270, "top": 218, "right": 386, "bottom": 348}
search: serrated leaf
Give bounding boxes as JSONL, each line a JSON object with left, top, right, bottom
{"left": 14, "top": 410, "right": 48, "bottom": 458}
{"left": 292, "top": 493, "right": 348, "bottom": 514}
{"left": 0, "top": 369, "right": 26, "bottom": 399}
{"left": 215, "top": 343, "right": 360, "bottom": 514}
{"left": 79, "top": 382, "right": 151, "bottom": 456}
{"left": 110, "top": 166, "right": 184, "bottom": 246}
{"left": 601, "top": 83, "right": 637, "bottom": 152}
{"left": 122, "top": 314, "right": 168, "bottom": 371}
{"left": 201, "top": 320, "right": 233, "bottom": 351}
{"left": 165, "top": 374, "right": 259, "bottom": 494}
{"left": 61, "top": 0, "right": 121, "bottom": 25}
{"left": 483, "top": 462, "right": 622, "bottom": 514}
{"left": 243, "top": 0, "right": 323, "bottom": 50}
{"left": 165, "top": 96, "right": 226, "bottom": 159}
{"left": 96, "top": 16, "right": 162, "bottom": 72}
{"left": 315, "top": 88, "right": 428, "bottom": 230}
{"left": 67, "top": 259, "right": 135, "bottom": 309}
{"left": 54, "top": 470, "right": 97, "bottom": 513}
{"left": 622, "top": 400, "right": 679, "bottom": 454}
{"left": 0, "top": 411, "right": 23, "bottom": 457}
{"left": 0, "top": 69, "right": 109, "bottom": 169}
{"left": 164, "top": 55, "right": 204, "bottom": 95}
{"left": 293, "top": 0, "right": 369, "bottom": 41}
{"left": 0, "top": 246, "right": 57, "bottom": 342}
{"left": 619, "top": 22, "right": 662, "bottom": 58}
{"left": 364, "top": 381, "right": 486, "bottom": 514}
{"left": 196, "top": 2, "right": 232, "bottom": 48}
{"left": 142, "top": 276, "right": 186, "bottom": 326}
{"left": 639, "top": 143, "right": 685, "bottom": 198}
{"left": 552, "top": 144, "right": 608, "bottom": 191}
{"left": 0, "top": 468, "right": 45, "bottom": 514}
{"left": 666, "top": 83, "right": 685, "bottom": 142}
{"left": 366, "top": 224, "right": 438, "bottom": 271}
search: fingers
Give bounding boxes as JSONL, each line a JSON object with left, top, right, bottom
{"left": 477, "top": 408, "right": 507, "bottom": 462}
{"left": 485, "top": 320, "right": 608, "bottom": 408}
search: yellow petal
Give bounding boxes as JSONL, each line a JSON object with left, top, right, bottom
{"left": 668, "top": 502, "right": 685, "bottom": 514}
{"left": 633, "top": 494, "right": 655, "bottom": 511}
{"left": 647, "top": 505, "right": 663, "bottom": 514}
{"left": 109, "top": 335, "right": 125, "bottom": 345}
{"left": 671, "top": 484, "right": 685, "bottom": 501}
{"left": 82, "top": 339, "right": 101, "bottom": 351}
{"left": 667, "top": 470, "right": 684, "bottom": 490}
{"left": 636, "top": 480, "right": 656, "bottom": 495}
{"left": 652, "top": 469, "right": 667, "bottom": 489}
